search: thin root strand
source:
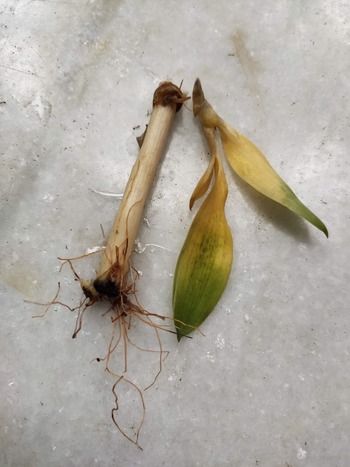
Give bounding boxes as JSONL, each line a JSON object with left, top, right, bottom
{"left": 111, "top": 375, "right": 145, "bottom": 450}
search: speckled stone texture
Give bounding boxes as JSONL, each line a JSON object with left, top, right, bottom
{"left": 1, "top": 1, "right": 349, "bottom": 466}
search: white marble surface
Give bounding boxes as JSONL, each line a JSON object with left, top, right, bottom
{"left": 1, "top": 1, "right": 349, "bottom": 466}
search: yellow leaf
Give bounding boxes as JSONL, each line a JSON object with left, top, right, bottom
{"left": 189, "top": 151, "right": 215, "bottom": 209}
{"left": 219, "top": 123, "right": 328, "bottom": 237}
{"left": 193, "top": 78, "right": 328, "bottom": 237}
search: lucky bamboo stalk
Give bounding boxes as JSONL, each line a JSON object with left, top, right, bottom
{"left": 81, "top": 82, "right": 186, "bottom": 301}
{"left": 35, "top": 81, "right": 187, "bottom": 450}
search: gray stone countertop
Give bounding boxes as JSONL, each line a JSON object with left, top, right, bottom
{"left": 1, "top": 1, "right": 349, "bottom": 466}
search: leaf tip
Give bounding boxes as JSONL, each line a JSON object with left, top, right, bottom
{"left": 192, "top": 78, "right": 205, "bottom": 116}
{"left": 322, "top": 223, "right": 329, "bottom": 238}
{"left": 312, "top": 214, "right": 328, "bottom": 238}
{"left": 176, "top": 329, "right": 183, "bottom": 342}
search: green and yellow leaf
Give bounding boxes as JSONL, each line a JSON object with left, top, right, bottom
{"left": 173, "top": 129, "right": 233, "bottom": 340}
